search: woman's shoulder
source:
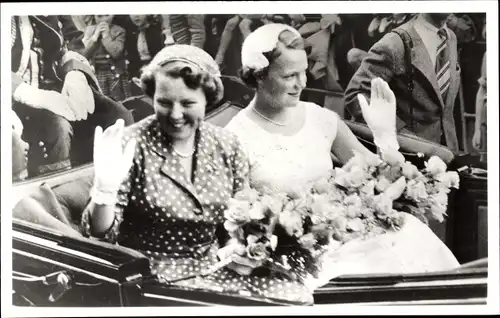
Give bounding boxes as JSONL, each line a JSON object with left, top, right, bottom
{"left": 200, "top": 122, "right": 241, "bottom": 148}
{"left": 302, "top": 101, "right": 339, "bottom": 122}
{"left": 224, "top": 107, "right": 253, "bottom": 136}
{"left": 123, "top": 115, "right": 156, "bottom": 141}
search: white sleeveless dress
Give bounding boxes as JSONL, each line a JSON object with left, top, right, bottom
{"left": 226, "top": 101, "right": 460, "bottom": 290}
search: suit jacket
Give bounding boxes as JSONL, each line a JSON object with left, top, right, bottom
{"left": 124, "top": 21, "right": 165, "bottom": 78}
{"left": 344, "top": 19, "right": 461, "bottom": 152}
{"left": 168, "top": 14, "right": 206, "bottom": 49}
{"left": 11, "top": 15, "right": 100, "bottom": 94}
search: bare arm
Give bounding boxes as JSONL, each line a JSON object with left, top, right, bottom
{"left": 474, "top": 54, "right": 487, "bottom": 132}
{"left": 331, "top": 119, "right": 375, "bottom": 164}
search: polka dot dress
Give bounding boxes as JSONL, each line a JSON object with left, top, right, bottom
{"left": 81, "top": 116, "right": 313, "bottom": 305}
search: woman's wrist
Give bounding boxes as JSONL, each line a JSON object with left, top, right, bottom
{"left": 373, "top": 130, "right": 399, "bottom": 152}
{"left": 90, "top": 183, "right": 118, "bottom": 206}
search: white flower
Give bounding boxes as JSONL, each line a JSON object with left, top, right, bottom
{"left": 241, "top": 23, "right": 300, "bottom": 71}
{"left": 383, "top": 176, "right": 407, "bottom": 201}
{"left": 244, "top": 52, "right": 269, "bottom": 70}
{"left": 432, "top": 190, "right": 449, "bottom": 206}
{"left": 405, "top": 180, "right": 429, "bottom": 202}
{"left": 425, "top": 156, "right": 447, "bottom": 176}
{"left": 347, "top": 218, "right": 365, "bottom": 232}
{"left": 248, "top": 201, "right": 266, "bottom": 220}
{"left": 401, "top": 161, "right": 420, "bottom": 179}
{"left": 270, "top": 235, "right": 278, "bottom": 250}
{"left": 375, "top": 176, "right": 392, "bottom": 192}
{"left": 436, "top": 171, "right": 460, "bottom": 189}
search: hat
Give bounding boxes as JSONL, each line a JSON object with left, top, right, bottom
{"left": 148, "top": 44, "right": 221, "bottom": 77}
{"left": 241, "top": 23, "right": 301, "bottom": 71}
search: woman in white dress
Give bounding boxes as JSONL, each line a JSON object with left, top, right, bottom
{"left": 225, "top": 23, "right": 460, "bottom": 289}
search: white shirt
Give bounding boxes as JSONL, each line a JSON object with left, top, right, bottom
{"left": 413, "top": 14, "right": 450, "bottom": 67}
{"left": 137, "top": 30, "right": 152, "bottom": 61}
{"left": 226, "top": 101, "right": 339, "bottom": 194}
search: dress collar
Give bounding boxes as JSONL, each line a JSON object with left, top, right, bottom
{"left": 147, "top": 118, "right": 222, "bottom": 202}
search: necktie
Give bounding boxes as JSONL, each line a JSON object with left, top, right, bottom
{"left": 436, "top": 28, "right": 451, "bottom": 101}
{"left": 11, "top": 16, "right": 17, "bottom": 48}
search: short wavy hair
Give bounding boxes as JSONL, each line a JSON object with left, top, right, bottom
{"left": 239, "top": 29, "right": 306, "bottom": 89}
{"left": 140, "top": 63, "right": 223, "bottom": 109}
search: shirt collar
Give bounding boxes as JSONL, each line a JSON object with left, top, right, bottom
{"left": 416, "top": 14, "right": 447, "bottom": 34}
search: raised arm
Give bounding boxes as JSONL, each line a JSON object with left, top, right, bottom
{"left": 344, "top": 32, "right": 407, "bottom": 132}
{"left": 81, "top": 119, "right": 138, "bottom": 241}
{"left": 333, "top": 78, "right": 402, "bottom": 164}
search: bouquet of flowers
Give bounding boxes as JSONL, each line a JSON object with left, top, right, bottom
{"left": 218, "top": 149, "right": 460, "bottom": 281}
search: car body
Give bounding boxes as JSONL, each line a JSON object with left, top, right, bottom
{"left": 10, "top": 76, "right": 488, "bottom": 307}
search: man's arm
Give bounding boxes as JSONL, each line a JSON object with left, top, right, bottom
{"left": 186, "top": 15, "right": 206, "bottom": 49}
{"left": 344, "top": 32, "right": 407, "bottom": 131}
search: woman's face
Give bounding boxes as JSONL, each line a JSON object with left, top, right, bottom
{"left": 258, "top": 46, "right": 308, "bottom": 109}
{"left": 153, "top": 72, "right": 207, "bottom": 141}
{"left": 95, "top": 15, "right": 114, "bottom": 24}
{"left": 130, "top": 15, "right": 148, "bottom": 27}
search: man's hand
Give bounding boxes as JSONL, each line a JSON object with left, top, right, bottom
{"left": 97, "top": 22, "right": 110, "bottom": 39}
{"left": 61, "top": 71, "right": 95, "bottom": 121}
{"left": 91, "top": 25, "right": 102, "bottom": 42}
{"left": 472, "top": 129, "right": 482, "bottom": 150}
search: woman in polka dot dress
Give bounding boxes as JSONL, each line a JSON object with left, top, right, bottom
{"left": 81, "top": 45, "right": 314, "bottom": 305}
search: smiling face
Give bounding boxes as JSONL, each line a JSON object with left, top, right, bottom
{"left": 95, "top": 15, "right": 114, "bottom": 24}
{"left": 153, "top": 72, "right": 207, "bottom": 141}
{"left": 257, "top": 43, "right": 308, "bottom": 110}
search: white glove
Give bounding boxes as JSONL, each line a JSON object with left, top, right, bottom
{"left": 93, "top": 119, "right": 137, "bottom": 195}
{"left": 358, "top": 77, "right": 400, "bottom": 152}
{"left": 62, "top": 71, "right": 95, "bottom": 121}
{"left": 13, "top": 83, "right": 79, "bottom": 121}
{"left": 12, "top": 109, "right": 24, "bottom": 136}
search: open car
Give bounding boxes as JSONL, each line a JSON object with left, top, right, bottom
{"left": 11, "top": 76, "right": 488, "bottom": 307}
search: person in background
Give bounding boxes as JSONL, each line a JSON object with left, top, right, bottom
{"left": 11, "top": 15, "right": 134, "bottom": 178}
{"left": 472, "top": 52, "right": 487, "bottom": 163}
{"left": 213, "top": 14, "right": 268, "bottom": 68}
{"left": 124, "top": 15, "right": 166, "bottom": 95}
{"left": 167, "top": 14, "right": 206, "bottom": 49}
{"left": 12, "top": 110, "right": 29, "bottom": 182}
{"left": 72, "top": 15, "right": 88, "bottom": 32}
{"left": 82, "top": 15, "right": 131, "bottom": 101}
{"left": 344, "top": 13, "right": 461, "bottom": 152}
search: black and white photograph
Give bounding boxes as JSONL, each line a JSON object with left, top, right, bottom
{"left": 1, "top": 1, "right": 498, "bottom": 316}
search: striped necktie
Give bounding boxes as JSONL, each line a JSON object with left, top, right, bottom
{"left": 11, "top": 16, "right": 17, "bottom": 48}
{"left": 436, "top": 28, "right": 451, "bottom": 101}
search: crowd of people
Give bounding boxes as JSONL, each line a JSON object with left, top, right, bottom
{"left": 11, "top": 13, "right": 487, "bottom": 181}
{"left": 10, "top": 13, "right": 488, "bottom": 304}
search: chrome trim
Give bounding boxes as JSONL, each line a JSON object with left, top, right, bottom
{"left": 339, "top": 298, "right": 487, "bottom": 306}
{"left": 125, "top": 273, "right": 143, "bottom": 282}
{"left": 13, "top": 248, "right": 117, "bottom": 284}
{"left": 318, "top": 278, "right": 487, "bottom": 292}
{"left": 13, "top": 230, "right": 114, "bottom": 266}
{"left": 142, "top": 293, "right": 229, "bottom": 307}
